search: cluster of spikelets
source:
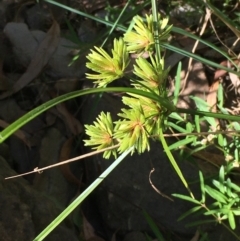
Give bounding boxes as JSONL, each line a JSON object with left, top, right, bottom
{"left": 84, "top": 14, "right": 172, "bottom": 159}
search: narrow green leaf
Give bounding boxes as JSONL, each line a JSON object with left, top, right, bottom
{"left": 228, "top": 211, "right": 236, "bottom": 229}
{"left": 177, "top": 206, "right": 202, "bottom": 221}
{"left": 162, "top": 43, "right": 240, "bottom": 76}
{"left": 234, "top": 148, "right": 239, "bottom": 163}
{"left": 199, "top": 171, "right": 206, "bottom": 203}
{"left": 187, "top": 145, "right": 209, "bottom": 156}
{"left": 217, "top": 82, "right": 224, "bottom": 108}
{"left": 204, "top": 209, "right": 221, "bottom": 216}
{"left": 101, "top": 0, "right": 132, "bottom": 47}
{"left": 160, "top": 128, "right": 193, "bottom": 196}
{"left": 195, "top": 115, "right": 200, "bottom": 133}
{"left": 218, "top": 134, "right": 224, "bottom": 147}
{"left": 0, "top": 87, "right": 174, "bottom": 143}
{"left": 44, "top": 0, "right": 127, "bottom": 31}
{"left": 168, "top": 112, "right": 184, "bottom": 121}
{"left": 186, "top": 122, "right": 193, "bottom": 132}
{"left": 212, "top": 180, "right": 225, "bottom": 194}
{"left": 227, "top": 178, "right": 240, "bottom": 192}
{"left": 218, "top": 166, "right": 226, "bottom": 193}
{"left": 204, "top": 0, "right": 240, "bottom": 39}
{"left": 232, "top": 122, "right": 240, "bottom": 131}
{"left": 168, "top": 136, "right": 196, "bottom": 151}
{"left": 190, "top": 96, "right": 216, "bottom": 127}
{"left": 142, "top": 210, "right": 166, "bottom": 241}
{"left": 173, "top": 62, "right": 182, "bottom": 105}
{"left": 171, "top": 26, "right": 237, "bottom": 68}
{"left": 172, "top": 194, "right": 201, "bottom": 204}
{"left": 232, "top": 209, "right": 240, "bottom": 216}
{"left": 205, "top": 185, "right": 228, "bottom": 204}
{"left": 167, "top": 122, "right": 188, "bottom": 133}
{"left": 177, "top": 107, "right": 240, "bottom": 122}
{"left": 185, "top": 219, "right": 216, "bottom": 228}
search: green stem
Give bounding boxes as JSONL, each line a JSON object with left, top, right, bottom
{"left": 176, "top": 108, "right": 240, "bottom": 121}
{"left": 151, "top": 0, "right": 161, "bottom": 61}
{"left": 101, "top": 0, "right": 132, "bottom": 47}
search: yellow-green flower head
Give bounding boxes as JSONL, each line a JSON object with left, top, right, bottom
{"left": 124, "top": 14, "right": 172, "bottom": 54}
{"left": 114, "top": 107, "right": 150, "bottom": 154}
{"left": 124, "top": 15, "right": 154, "bottom": 53}
{"left": 84, "top": 112, "right": 117, "bottom": 159}
{"left": 86, "top": 38, "right": 130, "bottom": 87}
{"left": 134, "top": 55, "right": 169, "bottom": 88}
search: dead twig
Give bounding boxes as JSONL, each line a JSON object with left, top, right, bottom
{"left": 5, "top": 144, "right": 120, "bottom": 180}
{"left": 149, "top": 168, "right": 174, "bottom": 202}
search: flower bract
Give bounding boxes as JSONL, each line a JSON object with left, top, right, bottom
{"left": 86, "top": 38, "right": 130, "bottom": 87}
{"left": 84, "top": 112, "right": 117, "bottom": 159}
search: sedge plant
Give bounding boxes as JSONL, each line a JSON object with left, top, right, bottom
{"left": 2, "top": 1, "right": 240, "bottom": 240}
{"left": 82, "top": 10, "right": 240, "bottom": 240}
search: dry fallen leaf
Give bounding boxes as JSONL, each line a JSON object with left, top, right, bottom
{"left": 207, "top": 59, "right": 240, "bottom": 114}
{"left": 59, "top": 137, "right": 82, "bottom": 186}
{"left": 214, "top": 59, "right": 240, "bottom": 80}
{"left": 229, "top": 71, "right": 240, "bottom": 92}
{"left": 0, "top": 20, "right": 60, "bottom": 99}
{"left": 53, "top": 80, "right": 83, "bottom": 135}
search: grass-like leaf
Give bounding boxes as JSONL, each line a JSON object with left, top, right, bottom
{"left": 33, "top": 147, "right": 134, "bottom": 240}
{"left": 162, "top": 43, "right": 240, "bottom": 76}
{"left": 0, "top": 87, "right": 170, "bottom": 143}
{"left": 177, "top": 206, "right": 203, "bottom": 221}
{"left": 173, "top": 62, "right": 182, "bottom": 105}
{"left": 168, "top": 137, "right": 197, "bottom": 151}
{"left": 160, "top": 128, "right": 194, "bottom": 197}
{"left": 228, "top": 211, "right": 236, "bottom": 230}
{"left": 171, "top": 26, "right": 238, "bottom": 68}
{"left": 142, "top": 210, "right": 167, "bottom": 241}
{"left": 199, "top": 171, "right": 206, "bottom": 203}
{"left": 185, "top": 219, "right": 216, "bottom": 228}
{"left": 227, "top": 178, "right": 240, "bottom": 192}
{"left": 172, "top": 194, "right": 201, "bottom": 205}
{"left": 205, "top": 185, "right": 228, "bottom": 204}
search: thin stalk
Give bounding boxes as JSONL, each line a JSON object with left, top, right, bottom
{"left": 101, "top": 0, "right": 132, "bottom": 47}
{"left": 151, "top": 0, "right": 161, "bottom": 61}
{"left": 176, "top": 108, "right": 240, "bottom": 121}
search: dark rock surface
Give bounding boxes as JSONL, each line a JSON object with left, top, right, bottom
{"left": 0, "top": 156, "right": 79, "bottom": 241}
